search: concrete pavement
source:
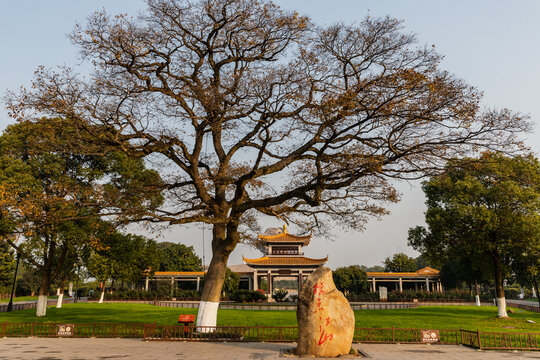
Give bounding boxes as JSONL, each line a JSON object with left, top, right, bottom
{"left": 1, "top": 338, "right": 540, "bottom": 359}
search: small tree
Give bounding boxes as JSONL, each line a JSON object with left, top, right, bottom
{"left": 383, "top": 253, "right": 417, "bottom": 273}
{"left": 437, "top": 255, "right": 492, "bottom": 291}
{"left": 85, "top": 223, "right": 161, "bottom": 300}
{"left": 0, "top": 241, "right": 15, "bottom": 294}
{"left": 408, "top": 153, "right": 540, "bottom": 317}
{"left": 333, "top": 266, "right": 368, "bottom": 298}
{"left": 363, "top": 265, "right": 385, "bottom": 273}
{"left": 222, "top": 268, "right": 240, "bottom": 296}
{"left": 157, "top": 242, "right": 202, "bottom": 272}
{"left": 86, "top": 251, "right": 116, "bottom": 303}
{"left": 201, "top": 268, "right": 239, "bottom": 298}
{"left": 15, "top": 264, "right": 42, "bottom": 297}
{"left": 511, "top": 245, "right": 540, "bottom": 306}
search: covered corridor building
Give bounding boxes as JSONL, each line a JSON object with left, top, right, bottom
{"left": 367, "top": 267, "right": 442, "bottom": 293}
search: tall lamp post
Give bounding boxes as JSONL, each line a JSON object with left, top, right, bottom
{"left": 7, "top": 252, "right": 21, "bottom": 312}
{"left": 74, "top": 257, "right": 81, "bottom": 303}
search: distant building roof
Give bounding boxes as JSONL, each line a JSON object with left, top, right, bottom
{"left": 152, "top": 271, "right": 206, "bottom": 277}
{"left": 242, "top": 256, "right": 327, "bottom": 266}
{"left": 227, "top": 264, "right": 254, "bottom": 274}
{"left": 367, "top": 267, "right": 440, "bottom": 278}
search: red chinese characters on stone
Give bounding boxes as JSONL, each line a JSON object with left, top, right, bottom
{"left": 312, "top": 280, "right": 333, "bottom": 346}
{"left": 318, "top": 330, "right": 334, "bottom": 345}
{"left": 312, "top": 281, "right": 325, "bottom": 296}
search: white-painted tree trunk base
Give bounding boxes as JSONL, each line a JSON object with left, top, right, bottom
{"left": 56, "top": 288, "right": 61, "bottom": 296}
{"left": 475, "top": 295, "right": 481, "bottom": 306}
{"left": 497, "top": 297, "right": 508, "bottom": 317}
{"left": 36, "top": 295, "right": 48, "bottom": 317}
{"left": 196, "top": 301, "right": 219, "bottom": 333}
{"left": 98, "top": 290, "right": 105, "bottom": 303}
{"left": 56, "top": 294, "right": 64, "bottom": 308}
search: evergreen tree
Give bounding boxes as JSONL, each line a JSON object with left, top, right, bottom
{"left": 408, "top": 153, "right": 540, "bottom": 317}
{"left": 0, "top": 241, "right": 15, "bottom": 293}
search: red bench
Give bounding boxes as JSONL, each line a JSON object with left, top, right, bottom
{"left": 178, "top": 314, "right": 196, "bottom": 332}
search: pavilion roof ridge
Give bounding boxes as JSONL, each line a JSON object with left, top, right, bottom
{"left": 242, "top": 255, "right": 327, "bottom": 261}
{"left": 256, "top": 232, "right": 312, "bottom": 246}
{"left": 416, "top": 266, "right": 439, "bottom": 273}
{"left": 257, "top": 232, "right": 312, "bottom": 239}
{"left": 242, "top": 255, "right": 328, "bottom": 266}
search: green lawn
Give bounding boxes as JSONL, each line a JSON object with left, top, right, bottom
{"left": 0, "top": 296, "right": 59, "bottom": 303}
{"left": 0, "top": 303, "right": 539, "bottom": 333}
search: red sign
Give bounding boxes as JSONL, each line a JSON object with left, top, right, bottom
{"left": 421, "top": 330, "right": 440, "bottom": 343}
{"left": 178, "top": 315, "right": 196, "bottom": 323}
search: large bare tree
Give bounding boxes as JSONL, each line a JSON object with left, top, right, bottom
{"left": 7, "top": 0, "right": 528, "bottom": 326}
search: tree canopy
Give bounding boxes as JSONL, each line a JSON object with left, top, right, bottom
{"left": 86, "top": 223, "right": 160, "bottom": 286}
{"left": 0, "top": 241, "right": 15, "bottom": 293}
{"left": 408, "top": 152, "right": 540, "bottom": 317}
{"left": 0, "top": 118, "right": 162, "bottom": 315}
{"left": 333, "top": 265, "right": 368, "bottom": 297}
{"left": 6, "top": 0, "right": 529, "bottom": 325}
{"left": 383, "top": 253, "right": 417, "bottom": 273}
{"left": 156, "top": 242, "right": 202, "bottom": 272}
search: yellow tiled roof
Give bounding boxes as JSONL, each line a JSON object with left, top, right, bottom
{"left": 257, "top": 232, "right": 312, "bottom": 245}
{"left": 243, "top": 256, "right": 327, "bottom": 266}
{"left": 367, "top": 267, "right": 440, "bottom": 278}
{"left": 153, "top": 271, "right": 206, "bottom": 276}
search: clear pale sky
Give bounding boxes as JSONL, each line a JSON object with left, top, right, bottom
{"left": 1, "top": 1, "right": 538, "bottom": 269}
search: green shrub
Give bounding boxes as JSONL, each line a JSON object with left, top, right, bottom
{"left": 174, "top": 289, "right": 200, "bottom": 299}
{"left": 230, "top": 289, "right": 267, "bottom": 303}
{"left": 273, "top": 289, "right": 288, "bottom": 302}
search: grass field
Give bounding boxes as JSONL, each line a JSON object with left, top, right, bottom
{"left": 0, "top": 296, "right": 59, "bottom": 303}
{"left": 1, "top": 303, "right": 539, "bottom": 333}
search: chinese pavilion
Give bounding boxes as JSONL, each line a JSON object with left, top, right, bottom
{"left": 242, "top": 225, "right": 328, "bottom": 299}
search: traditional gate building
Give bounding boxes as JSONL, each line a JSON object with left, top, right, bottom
{"left": 242, "top": 225, "right": 328, "bottom": 299}
{"left": 142, "top": 226, "right": 442, "bottom": 296}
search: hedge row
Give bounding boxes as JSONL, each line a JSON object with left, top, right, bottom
{"left": 345, "top": 289, "right": 494, "bottom": 302}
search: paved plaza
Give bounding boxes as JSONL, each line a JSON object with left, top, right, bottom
{"left": 1, "top": 338, "right": 540, "bottom": 360}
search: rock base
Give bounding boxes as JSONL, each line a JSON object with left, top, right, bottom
{"left": 296, "top": 267, "right": 355, "bottom": 357}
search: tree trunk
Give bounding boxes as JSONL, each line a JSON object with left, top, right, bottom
{"left": 36, "top": 275, "right": 50, "bottom": 317}
{"left": 98, "top": 287, "right": 105, "bottom": 303}
{"left": 196, "top": 223, "right": 238, "bottom": 330}
{"left": 56, "top": 280, "right": 66, "bottom": 308}
{"left": 475, "top": 282, "right": 481, "bottom": 307}
{"left": 533, "top": 276, "right": 540, "bottom": 307}
{"left": 492, "top": 256, "right": 507, "bottom": 318}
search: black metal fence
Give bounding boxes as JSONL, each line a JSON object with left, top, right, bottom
{"left": 1, "top": 322, "right": 538, "bottom": 351}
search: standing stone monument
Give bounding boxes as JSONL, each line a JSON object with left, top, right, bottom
{"left": 297, "top": 267, "right": 355, "bottom": 357}
{"left": 379, "top": 286, "right": 387, "bottom": 302}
